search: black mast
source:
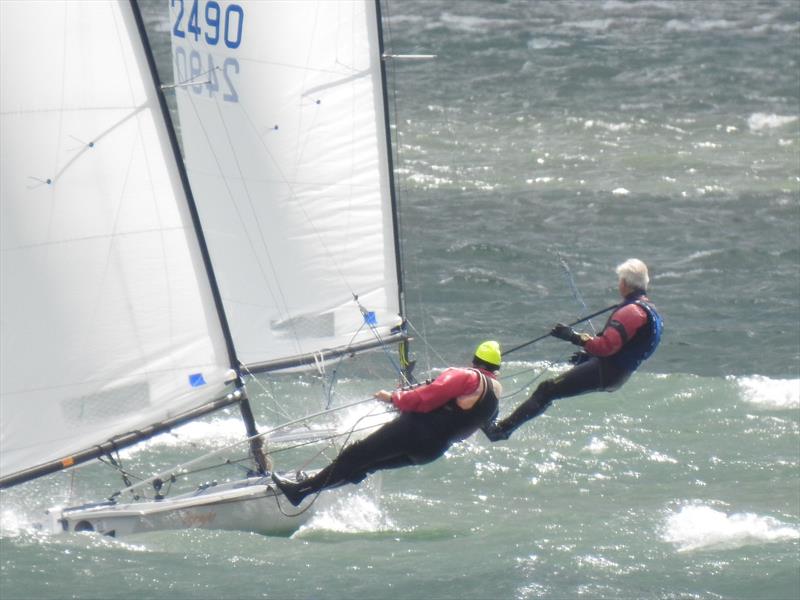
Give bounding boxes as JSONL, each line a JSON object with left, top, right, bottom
{"left": 375, "top": 0, "right": 405, "bottom": 321}
{"left": 374, "top": 0, "right": 415, "bottom": 383}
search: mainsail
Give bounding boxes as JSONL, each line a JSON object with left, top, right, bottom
{"left": 169, "top": 0, "right": 404, "bottom": 372}
{"left": 0, "top": 1, "right": 236, "bottom": 486}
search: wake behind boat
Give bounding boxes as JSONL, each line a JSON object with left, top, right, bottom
{"left": 0, "top": 0, "right": 411, "bottom": 537}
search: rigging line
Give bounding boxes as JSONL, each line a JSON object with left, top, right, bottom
{"left": 272, "top": 390, "right": 392, "bottom": 517}
{"left": 355, "top": 304, "right": 407, "bottom": 383}
{"left": 259, "top": 412, "right": 395, "bottom": 458}
{"left": 110, "top": 394, "right": 386, "bottom": 499}
{"left": 322, "top": 320, "right": 369, "bottom": 409}
{"left": 404, "top": 319, "right": 447, "bottom": 375}
{"left": 160, "top": 65, "right": 216, "bottom": 90}
{"left": 238, "top": 311, "right": 391, "bottom": 427}
{"left": 372, "top": 331, "right": 406, "bottom": 382}
{"left": 291, "top": 393, "right": 389, "bottom": 476}
{"left": 558, "top": 254, "right": 597, "bottom": 334}
{"left": 380, "top": 2, "right": 435, "bottom": 376}
{"left": 237, "top": 362, "right": 298, "bottom": 425}
{"left": 498, "top": 347, "right": 574, "bottom": 400}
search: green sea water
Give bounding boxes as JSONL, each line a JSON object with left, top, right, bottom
{"left": 2, "top": 1, "right": 798, "bottom": 599}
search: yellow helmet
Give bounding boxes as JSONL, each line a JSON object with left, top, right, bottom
{"left": 473, "top": 340, "right": 502, "bottom": 367}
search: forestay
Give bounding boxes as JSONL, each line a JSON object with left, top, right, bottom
{"left": 0, "top": 1, "right": 233, "bottom": 483}
{"left": 169, "top": 0, "right": 403, "bottom": 371}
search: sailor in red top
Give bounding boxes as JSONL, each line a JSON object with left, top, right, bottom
{"left": 383, "top": 366, "right": 495, "bottom": 412}
{"left": 485, "top": 259, "right": 662, "bottom": 442}
{"left": 582, "top": 302, "right": 649, "bottom": 357}
{"left": 272, "top": 342, "right": 504, "bottom": 507}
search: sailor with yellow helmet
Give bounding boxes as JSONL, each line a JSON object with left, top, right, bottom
{"left": 272, "top": 341, "right": 504, "bottom": 507}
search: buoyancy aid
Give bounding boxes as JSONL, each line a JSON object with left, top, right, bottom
{"left": 607, "top": 292, "right": 663, "bottom": 372}
{"left": 424, "top": 370, "right": 500, "bottom": 443}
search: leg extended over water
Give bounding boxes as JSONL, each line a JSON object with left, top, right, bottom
{"left": 486, "top": 358, "right": 630, "bottom": 440}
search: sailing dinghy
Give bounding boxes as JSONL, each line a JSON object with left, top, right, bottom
{"left": 0, "top": 0, "right": 407, "bottom": 537}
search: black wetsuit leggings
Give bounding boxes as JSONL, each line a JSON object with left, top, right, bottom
{"left": 302, "top": 412, "right": 451, "bottom": 494}
{"left": 499, "top": 358, "right": 632, "bottom": 433}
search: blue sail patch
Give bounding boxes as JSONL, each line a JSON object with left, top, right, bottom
{"left": 189, "top": 373, "right": 207, "bottom": 387}
{"left": 363, "top": 311, "right": 377, "bottom": 326}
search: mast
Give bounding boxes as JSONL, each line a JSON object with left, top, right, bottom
{"left": 375, "top": 0, "right": 406, "bottom": 322}
{"left": 129, "top": 1, "right": 266, "bottom": 473}
{"left": 375, "top": 0, "right": 415, "bottom": 383}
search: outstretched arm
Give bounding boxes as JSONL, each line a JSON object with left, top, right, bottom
{"left": 376, "top": 368, "right": 480, "bottom": 413}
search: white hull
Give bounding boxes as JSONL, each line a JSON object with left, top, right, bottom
{"left": 47, "top": 477, "right": 313, "bottom": 537}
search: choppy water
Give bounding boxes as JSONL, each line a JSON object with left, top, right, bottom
{"left": 2, "top": 1, "right": 798, "bottom": 599}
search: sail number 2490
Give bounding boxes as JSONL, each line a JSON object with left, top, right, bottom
{"left": 171, "top": 0, "right": 244, "bottom": 48}
{"left": 171, "top": 0, "right": 244, "bottom": 103}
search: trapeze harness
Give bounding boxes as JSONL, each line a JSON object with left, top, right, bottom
{"left": 604, "top": 295, "right": 663, "bottom": 373}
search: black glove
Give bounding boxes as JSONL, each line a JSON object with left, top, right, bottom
{"left": 569, "top": 351, "right": 590, "bottom": 365}
{"left": 550, "top": 323, "right": 590, "bottom": 346}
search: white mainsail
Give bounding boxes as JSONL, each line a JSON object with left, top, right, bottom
{"left": 0, "top": 1, "right": 234, "bottom": 483}
{"left": 169, "top": 0, "right": 403, "bottom": 370}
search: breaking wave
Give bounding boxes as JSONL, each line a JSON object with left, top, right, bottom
{"left": 747, "top": 113, "right": 798, "bottom": 131}
{"left": 732, "top": 375, "right": 800, "bottom": 409}
{"left": 664, "top": 505, "right": 799, "bottom": 552}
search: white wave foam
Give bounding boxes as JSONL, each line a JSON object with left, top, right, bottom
{"left": 582, "top": 437, "right": 608, "bottom": 455}
{"left": 608, "top": 434, "right": 677, "bottom": 464}
{"left": 567, "top": 19, "right": 614, "bottom": 32}
{"left": 672, "top": 249, "right": 724, "bottom": 265}
{"left": 406, "top": 172, "right": 453, "bottom": 188}
{"left": 732, "top": 376, "right": 800, "bottom": 409}
{"left": 1, "top": 508, "right": 33, "bottom": 538}
{"left": 664, "top": 505, "right": 799, "bottom": 552}
{"left": 330, "top": 402, "right": 393, "bottom": 439}
{"left": 602, "top": 0, "right": 673, "bottom": 12}
{"left": 527, "top": 38, "right": 569, "bottom": 50}
{"left": 665, "top": 19, "right": 736, "bottom": 32}
{"left": 747, "top": 113, "right": 798, "bottom": 131}
{"left": 584, "top": 119, "right": 631, "bottom": 132}
{"left": 694, "top": 141, "right": 721, "bottom": 149}
{"left": 296, "top": 491, "right": 398, "bottom": 536}
{"left": 440, "top": 13, "right": 513, "bottom": 33}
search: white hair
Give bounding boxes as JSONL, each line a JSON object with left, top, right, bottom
{"left": 616, "top": 258, "right": 649, "bottom": 291}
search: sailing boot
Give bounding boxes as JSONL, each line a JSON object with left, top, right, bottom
{"left": 483, "top": 421, "right": 511, "bottom": 442}
{"left": 271, "top": 472, "right": 318, "bottom": 507}
{"left": 484, "top": 382, "right": 556, "bottom": 441}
